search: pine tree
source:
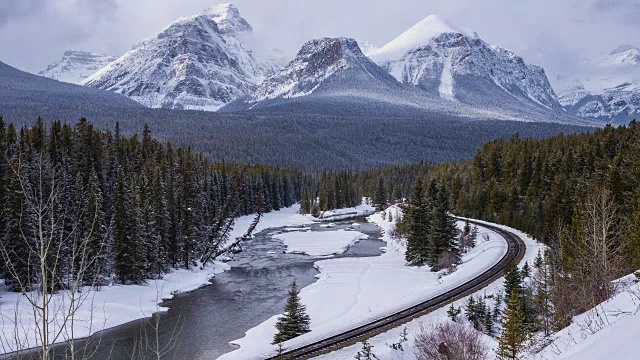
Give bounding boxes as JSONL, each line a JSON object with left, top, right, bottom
{"left": 503, "top": 262, "right": 522, "bottom": 303}
{"left": 405, "top": 179, "right": 430, "bottom": 266}
{"left": 628, "top": 195, "right": 640, "bottom": 269}
{"left": 373, "top": 177, "right": 386, "bottom": 211}
{"left": 273, "top": 280, "right": 311, "bottom": 344}
{"left": 465, "top": 296, "right": 483, "bottom": 331}
{"left": 81, "top": 168, "right": 104, "bottom": 286}
{"left": 483, "top": 304, "right": 495, "bottom": 336}
{"left": 447, "top": 303, "right": 462, "bottom": 322}
{"left": 496, "top": 292, "right": 528, "bottom": 360}
{"left": 534, "top": 251, "right": 554, "bottom": 336}
{"left": 533, "top": 250, "right": 543, "bottom": 269}
{"left": 428, "top": 185, "right": 459, "bottom": 269}
{"left": 521, "top": 262, "right": 530, "bottom": 279}
{"left": 1, "top": 161, "right": 33, "bottom": 291}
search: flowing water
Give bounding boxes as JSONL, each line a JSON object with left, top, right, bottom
{"left": 43, "top": 218, "right": 383, "bottom": 360}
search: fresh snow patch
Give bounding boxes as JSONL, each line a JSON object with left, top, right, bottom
{"left": 274, "top": 229, "right": 368, "bottom": 256}
{"left": 218, "top": 206, "right": 511, "bottom": 360}
{"left": 439, "top": 53, "right": 455, "bottom": 100}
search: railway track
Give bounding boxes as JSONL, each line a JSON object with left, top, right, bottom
{"left": 267, "top": 219, "right": 525, "bottom": 359}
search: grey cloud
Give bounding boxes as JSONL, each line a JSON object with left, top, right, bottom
{"left": 0, "top": 0, "right": 638, "bottom": 91}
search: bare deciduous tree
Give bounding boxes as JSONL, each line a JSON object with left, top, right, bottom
{"left": 414, "top": 321, "right": 488, "bottom": 360}
{"left": 0, "top": 154, "right": 105, "bottom": 360}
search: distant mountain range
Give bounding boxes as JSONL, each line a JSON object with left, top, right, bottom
{"left": 30, "top": 3, "right": 635, "bottom": 125}
{"left": 558, "top": 45, "right": 640, "bottom": 123}
{"left": 38, "top": 50, "right": 117, "bottom": 84}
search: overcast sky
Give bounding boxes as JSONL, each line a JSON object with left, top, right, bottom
{"left": 1, "top": 0, "right": 639, "bottom": 89}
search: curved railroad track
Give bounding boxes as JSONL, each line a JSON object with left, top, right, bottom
{"left": 267, "top": 219, "right": 525, "bottom": 359}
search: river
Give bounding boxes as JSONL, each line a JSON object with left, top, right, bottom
{"left": 42, "top": 217, "right": 383, "bottom": 360}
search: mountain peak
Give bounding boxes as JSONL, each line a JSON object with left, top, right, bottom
{"left": 368, "top": 14, "right": 461, "bottom": 61}
{"left": 610, "top": 44, "right": 638, "bottom": 55}
{"left": 203, "top": 3, "right": 251, "bottom": 33}
{"left": 39, "top": 50, "right": 116, "bottom": 84}
{"left": 240, "top": 36, "right": 400, "bottom": 104}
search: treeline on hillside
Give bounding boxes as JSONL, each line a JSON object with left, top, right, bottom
{"left": 427, "top": 121, "right": 640, "bottom": 327}
{"left": 299, "top": 164, "right": 430, "bottom": 215}
{"left": 0, "top": 118, "right": 301, "bottom": 291}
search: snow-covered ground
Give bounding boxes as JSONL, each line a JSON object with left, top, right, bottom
{"left": 314, "top": 215, "right": 640, "bottom": 360}
{"left": 274, "top": 229, "right": 369, "bottom": 256}
{"left": 218, "top": 206, "right": 513, "bottom": 360}
{"left": 529, "top": 274, "right": 640, "bottom": 360}
{"left": 310, "top": 213, "right": 544, "bottom": 360}
{"left": 0, "top": 204, "right": 316, "bottom": 355}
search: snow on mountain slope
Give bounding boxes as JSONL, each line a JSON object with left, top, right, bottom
{"left": 560, "top": 84, "right": 640, "bottom": 124}
{"left": 82, "top": 4, "right": 279, "bottom": 111}
{"left": 368, "top": 15, "right": 563, "bottom": 113}
{"left": 222, "top": 36, "right": 590, "bottom": 125}
{"left": 250, "top": 37, "right": 402, "bottom": 102}
{"left": 38, "top": 50, "right": 117, "bottom": 84}
{"left": 559, "top": 45, "right": 640, "bottom": 124}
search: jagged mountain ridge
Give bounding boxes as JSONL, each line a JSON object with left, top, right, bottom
{"left": 367, "top": 15, "right": 563, "bottom": 112}
{"left": 559, "top": 45, "right": 640, "bottom": 124}
{"left": 223, "top": 36, "right": 587, "bottom": 125}
{"left": 222, "top": 37, "right": 464, "bottom": 117}
{"left": 39, "top": 50, "right": 117, "bottom": 84}
{"left": 82, "top": 4, "right": 278, "bottom": 111}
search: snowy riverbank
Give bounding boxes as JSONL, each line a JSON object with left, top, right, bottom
{"left": 0, "top": 204, "right": 318, "bottom": 355}
{"left": 217, "top": 206, "right": 512, "bottom": 360}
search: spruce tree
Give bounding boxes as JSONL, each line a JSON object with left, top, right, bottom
{"left": 1, "top": 161, "right": 33, "bottom": 291}
{"left": 496, "top": 292, "right": 527, "bottom": 360}
{"left": 273, "top": 280, "right": 311, "bottom": 344}
{"left": 81, "top": 168, "right": 104, "bottom": 286}
{"left": 503, "top": 262, "right": 522, "bottom": 303}
{"left": 428, "top": 185, "right": 459, "bottom": 269}
{"left": 373, "top": 177, "right": 386, "bottom": 211}
{"left": 405, "top": 179, "right": 430, "bottom": 266}
{"left": 447, "top": 303, "right": 461, "bottom": 322}
{"left": 628, "top": 195, "right": 640, "bottom": 269}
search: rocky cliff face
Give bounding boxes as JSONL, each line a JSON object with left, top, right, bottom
{"left": 82, "top": 4, "right": 279, "bottom": 111}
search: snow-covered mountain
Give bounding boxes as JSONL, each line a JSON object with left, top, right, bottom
{"left": 82, "top": 4, "right": 279, "bottom": 111}
{"left": 223, "top": 36, "right": 587, "bottom": 125}
{"left": 222, "top": 37, "right": 447, "bottom": 116}
{"left": 559, "top": 45, "right": 640, "bottom": 124}
{"left": 249, "top": 37, "right": 402, "bottom": 101}
{"left": 367, "top": 15, "right": 563, "bottom": 112}
{"left": 39, "top": 50, "right": 117, "bottom": 84}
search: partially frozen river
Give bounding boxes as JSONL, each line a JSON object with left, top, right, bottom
{"left": 47, "top": 218, "right": 384, "bottom": 360}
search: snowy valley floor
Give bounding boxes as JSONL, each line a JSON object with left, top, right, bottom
{"left": 218, "top": 207, "right": 511, "bottom": 360}
{"left": 0, "top": 204, "right": 373, "bottom": 355}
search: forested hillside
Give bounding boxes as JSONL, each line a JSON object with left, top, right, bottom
{"left": 0, "top": 118, "right": 301, "bottom": 291}
{"left": 427, "top": 121, "right": 640, "bottom": 261}
{"left": 426, "top": 121, "right": 640, "bottom": 330}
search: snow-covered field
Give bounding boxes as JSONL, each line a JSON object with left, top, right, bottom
{"left": 274, "top": 229, "right": 369, "bottom": 256}
{"left": 0, "top": 204, "right": 316, "bottom": 355}
{"left": 218, "top": 206, "right": 512, "bottom": 360}
{"left": 313, "top": 214, "right": 544, "bottom": 360}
